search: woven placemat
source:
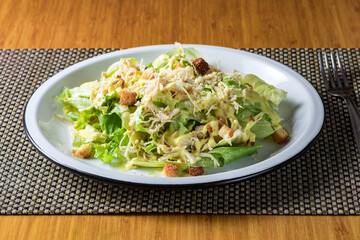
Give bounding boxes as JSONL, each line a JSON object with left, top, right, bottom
{"left": 0, "top": 48, "right": 359, "bottom": 215}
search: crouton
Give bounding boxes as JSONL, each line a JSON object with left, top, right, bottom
{"left": 192, "top": 58, "right": 210, "bottom": 75}
{"left": 188, "top": 167, "right": 204, "bottom": 176}
{"left": 219, "top": 125, "right": 234, "bottom": 138}
{"left": 72, "top": 144, "right": 92, "bottom": 159}
{"left": 161, "top": 163, "right": 178, "bottom": 177}
{"left": 120, "top": 89, "right": 137, "bottom": 105}
{"left": 272, "top": 128, "right": 289, "bottom": 144}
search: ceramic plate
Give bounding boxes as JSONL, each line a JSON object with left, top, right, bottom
{"left": 24, "top": 44, "right": 324, "bottom": 187}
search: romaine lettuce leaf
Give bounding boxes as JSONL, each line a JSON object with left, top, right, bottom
{"left": 94, "top": 142, "right": 126, "bottom": 164}
{"left": 151, "top": 47, "right": 203, "bottom": 69}
{"left": 112, "top": 128, "right": 129, "bottom": 146}
{"left": 192, "top": 157, "right": 215, "bottom": 168}
{"left": 94, "top": 144, "right": 113, "bottom": 163}
{"left": 208, "top": 145, "right": 262, "bottom": 165}
{"left": 234, "top": 107, "right": 274, "bottom": 140}
{"left": 166, "top": 47, "right": 203, "bottom": 60}
{"left": 130, "top": 159, "right": 190, "bottom": 172}
{"left": 144, "top": 143, "right": 157, "bottom": 153}
{"left": 132, "top": 106, "right": 149, "bottom": 133}
{"left": 194, "top": 145, "right": 262, "bottom": 167}
{"left": 105, "top": 61, "right": 119, "bottom": 78}
{"left": 97, "top": 112, "right": 122, "bottom": 135}
{"left": 222, "top": 76, "right": 242, "bottom": 88}
{"left": 240, "top": 74, "right": 287, "bottom": 108}
{"left": 75, "top": 108, "right": 99, "bottom": 130}
{"left": 239, "top": 89, "right": 281, "bottom": 125}
{"left": 56, "top": 87, "right": 92, "bottom": 110}
{"left": 248, "top": 114, "right": 274, "bottom": 139}
{"left": 235, "top": 107, "right": 255, "bottom": 128}
{"left": 78, "top": 125, "right": 107, "bottom": 142}
{"left": 63, "top": 105, "right": 80, "bottom": 121}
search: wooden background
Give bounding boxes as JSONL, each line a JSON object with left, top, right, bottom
{"left": 1, "top": 0, "right": 360, "bottom": 239}
{"left": 1, "top": 0, "right": 359, "bottom": 49}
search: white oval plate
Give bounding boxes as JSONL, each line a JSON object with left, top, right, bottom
{"left": 24, "top": 44, "right": 324, "bottom": 188}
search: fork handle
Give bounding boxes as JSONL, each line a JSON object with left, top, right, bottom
{"left": 345, "top": 98, "right": 360, "bottom": 152}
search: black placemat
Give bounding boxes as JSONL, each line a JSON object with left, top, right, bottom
{"left": 0, "top": 48, "right": 359, "bottom": 215}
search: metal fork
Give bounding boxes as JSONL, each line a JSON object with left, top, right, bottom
{"left": 318, "top": 51, "right": 360, "bottom": 152}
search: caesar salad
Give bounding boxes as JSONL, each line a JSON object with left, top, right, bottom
{"left": 55, "top": 44, "right": 289, "bottom": 177}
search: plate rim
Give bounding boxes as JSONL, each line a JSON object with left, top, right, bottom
{"left": 23, "top": 44, "right": 325, "bottom": 188}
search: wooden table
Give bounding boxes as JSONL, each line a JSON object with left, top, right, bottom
{"left": 1, "top": 0, "right": 359, "bottom": 239}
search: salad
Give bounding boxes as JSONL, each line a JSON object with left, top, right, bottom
{"left": 56, "top": 44, "right": 289, "bottom": 177}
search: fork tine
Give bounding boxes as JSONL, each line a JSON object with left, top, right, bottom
{"left": 330, "top": 51, "right": 343, "bottom": 87}
{"left": 322, "top": 51, "right": 336, "bottom": 88}
{"left": 318, "top": 51, "right": 330, "bottom": 89}
{"left": 336, "top": 50, "right": 350, "bottom": 88}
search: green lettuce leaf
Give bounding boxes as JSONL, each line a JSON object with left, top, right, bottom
{"left": 169, "top": 115, "right": 188, "bottom": 133}
{"left": 166, "top": 47, "right": 203, "bottom": 60}
{"left": 130, "top": 160, "right": 190, "bottom": 172}
{"left": 222, "top": 76, "right": 242, "bottom": 88}
{"left": 75, "top": 108, "right": 99, "bottom": 130}
{"left": 234, "top": 107, "right": 274, "bottom": 140}
{"left": 94, "top": 142, "right": 126, "bottom": 164}
{"left": 145, "top": 143, "right": 157, "bottom": 153}
{"left": 112, "top": 128, "right": 129, "bottom": 146}
{"left": 192, "top": 157, "right": 215, "bottom": 168}
{"left": 56, "top": 87, "right": 92, "bottom": 110}
{"left": 237, "top": 89, "right": 281, "bottom": 126}
{"left": 248, "top": 114, "right": 274, "bottom": 139}
{"left": 208, "top": 145, "right": 262, "bottom": 165}
{"left": 132, "top": 106, "right": 149, "bottom": 133}
{"left": 97, "top": 112, "right": 122, "bottom": 135}
{"left": 63, "top": 105, "right": 80, "bottom": 121}
{"left": 105, "top": 61, "right": 119, "bottom": 78}
{"left": 240, "top": 74, "right": 287, "bottom": 108}
{"left": 151, "top": 47, "right": 203, "bottom": 69}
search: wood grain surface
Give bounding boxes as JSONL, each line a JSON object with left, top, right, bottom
{"left": 1, "top": 0, "right": 360, "bottom": 239}
{"left": 1, "top": 0, "right": 359, "bottom": 49}
{"left": 0, "top": 215, "right": 359, "bottom": 240}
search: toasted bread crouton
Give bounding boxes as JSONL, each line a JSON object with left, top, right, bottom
{"left": 120, "top": 89, "right": 137, "bottom": 105}
{"left": 219, "top": 125, "right": 234, "bottom": 138}
{"left": 188, "top": 167, "right": 204, "bottom": 176}
{"left": 162, "top": 163, "right": 178, "bottom": 177}
{"left": 72, "top": 144, "right": 92, "bottom": 159}
{"left": 272, "top": 128, "right": 289, "bottom": 144}
{"left": 192, "top": 58, "right": 210, "bottom": 75}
